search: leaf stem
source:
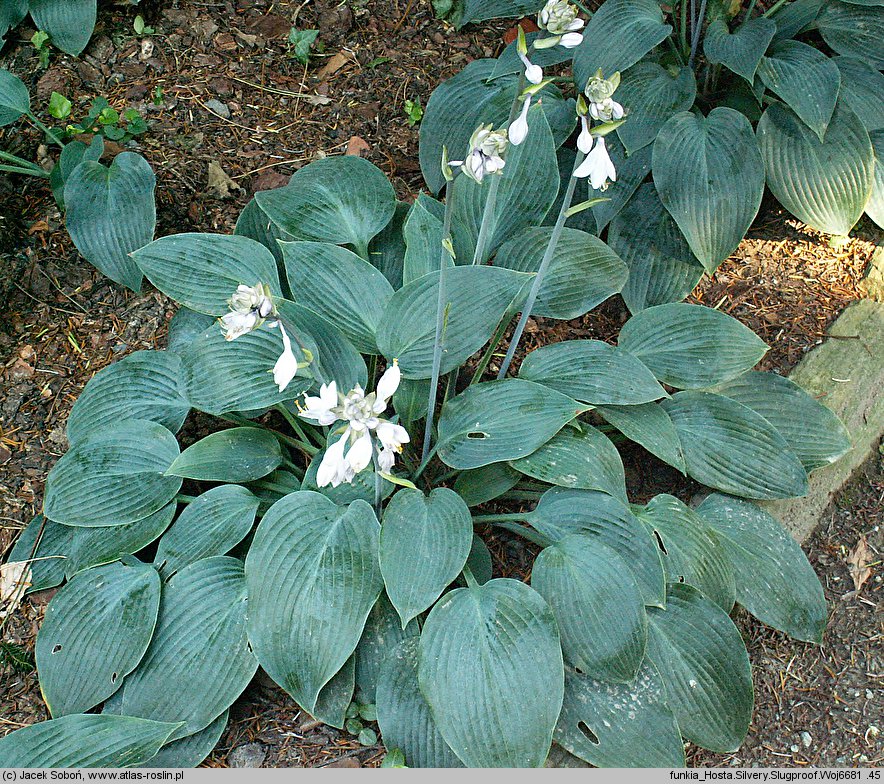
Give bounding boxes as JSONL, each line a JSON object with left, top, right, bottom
{"left": 462, "top": 563, "right": 479, "bottom": 588}
{"left": 470, "top": 308, "right": 517, "bottom": 385}
{"left": 26, "top": 112, "right": 65, "bottom": 148}
{"left": 490, "top": 520, "right": 551, "bottom": 548}
{"left": 413, "top": 443, "right": 440, "bottom": 482}
{"left": 688, "top": 0, "right": 708, "bottom": 69}
{"left": 496, "top": 151, "right": 584, "bottom": 379}
{"left": 175, "top": 493, "right": 198, "bottom": 504}
{"left": 762, "top": 0, "right": 790, "bottom": 17}
{"left": 0, "top": 163, "right": 49, "bottom": 178}
{"left": 274, "top": 404, "right": 321, "bottom": 454}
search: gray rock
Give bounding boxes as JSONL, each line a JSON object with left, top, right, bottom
{"left": 206, "top": 99, "right": 231, "bottom": 119}
{"left": 229, "top": 743, "right": 266, "bottom": 768}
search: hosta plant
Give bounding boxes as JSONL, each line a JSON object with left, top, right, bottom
{"left": 424, "top": 0, "right": 884, "bottom": 314}
{"left": 0, "top": 68, "right": 156, "bottom": 291}
{"left": 1, "top": 22, "right": 851, "bottom": 768}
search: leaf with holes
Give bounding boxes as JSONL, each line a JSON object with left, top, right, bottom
{"left": 662, "top": 391, "right": 808, "bottom": 500}
{"left": 380, "top": 488, "right": 472, "bottom": 628}
{"left": 697, "top": 494, "right": 827, "bottom": 642}
{"left": 115, "top": 557, "right": 257, "bottom": 740}
{"left": 436, "top": 379, "right": 580, "bottom": 470}
{"left": 653, "top": 108, "right": 765, "bottom": 271}
{"left": 533, "top": 534, "right": 647, "bottom": 682}
{"left": 36, "top": 561, "right": 160, "bottom": 716}
{"left": 166, "top": 428, "right": 282, "bottom": 483}
{"left": 555, "top": 661, "right": 685, "bottom": 767}
{"left": 418, "top": 579, "right": 563, "bottom": 767}
{"left": 646, "top": 583, "right": 752, "bottom": 753}
{"left": 43, "top": 420, "right": 182, "bottom": 528}
{"left": 245, "top": 493, "right": 383, "bottom": 714}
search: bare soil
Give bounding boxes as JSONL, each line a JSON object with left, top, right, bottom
{"left": 1, "top": 0, "right": 881, "bottom": 768}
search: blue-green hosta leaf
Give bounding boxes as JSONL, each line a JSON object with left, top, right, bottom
{"left": 636, "top": 494, "right": 736, "bottom": 612}
{"left": 234, "top": 197, "right": 294, "bottom": 266}
{"left": 132, "top": 234, "right": 282, "bottom": 316}
{"left": 8, "top": 515, "right": 72, "bottom": 594}
{"left": 646, "top": 583, "right": 753, "bottom": 753}
{"left": 653, "top": 108, "right": 765, "bottom": 271}
{"left": 770, "top": 0, "right": 824, "bottom": 39}
{"left": 245, "top": 493, "right": 383, "bottom": 714}
{"left": 817, "top": 1, "right": 884, "bottom": 68}
{"left": 116, "top": 557, "right": 257, "bottom": 740}
{"left": 418, "top": 579, "right": 564, "bottom": 767}
{"left": 615, "top": 63, "right": 696, "bottom": 154}
{"left": 63, "top": 503, "right": 176, "bottom": 578}
{"left": 662, "top": 390, "right": 809, "bottom": 499}
{"left": 528, "top": 487, "right": 665, "bottom": 607}
{"left": 280, "top": 240, "right": 393, "bottom": 354}
{"left": 493, "top": 227, "right": 628, "bottom": 319}
{"left": 757, "top": 102, "right": 874, "bottom": 235}
{"left": 392, "top": 377, "right": 431, "bottom": 430}
{"left": 586, "top": 138, "right": 653, "bottom": 233}
{"left": 376, "top": 637, "right": 463, "bottom": 768}
{"left": 66, "top": 351, "right": 190, "bottom": 447}
{"left": 65, "top": 153, "right": 156, "bottom": 291}
{"left": 437, "top": 379, "right": 580, "bottom": 470}
{"left": 756, "top": 40, "right": 840, "bottom": 141}
{"left": 833, "top": 57, "right": 884, "bottom": 134}
{"left": 867, "top": 131, "right": 884, "bottom": 228}
{"left": 519, "top": 339, "right": 665, "bottom": 405}
{"left": 703, "top": 17, "right": 777, "bottom": 83}
{"left": 533, "top": 535, "right": 647, "bottom": 682}
{"left": 301, "top": 447, "right": 394, "bottom": 506}
{"left": 452, "top": 463, "right": 521, "bottom": 506}
{"left": 36, "top": 561, "right": 160, "bottom": 717}
{"left": 713, "top": 371, "right": 851, "bottom": 471}
{"left": 354, "top": 592, "right": 418, "bottom": 704}
{"left": 594, "top": 402, "right": 687, "bottom": 473}
{"left": 166, "top": 427, "right": 282, "bottom": 483}
{"left": 0, "top": 68, "right": 30, "bottom": 126}
{"left": 489, "top": 30, "right": 574, "bottom": 79}
{"left": 377, "top": 265, "right": 530, "bottom": 379}
{"left": 255, "top": 156, "right": 396, "bottom": 251}
{"left": 510, "top": 423, "right": 627, "bottom": 502}
{"left": 465, "top": 534, "right": 494, "bottom": 585}
{"left": 44, "top": 420, "right": 182, "bottom": 528}
{"left": 369, "top": 201, "right": 409, "bottom": 289}
{"left": 312, "top": 656, "right": 356, "bottom": 729}
{"left": 166, "top": 309, "right": 214, "bottom": 354}
{"left": 572, "top": 0, "right": 672, "bottom": 90}
{"left": 0, "top": 3, "right": 27, "bottom": 47}
{"left": 179, "top": 322, "right": 310, "bottom": 415}
{"left": 452, "top": 0, "right": 544, "bottom": 26}
{"left": 555, "top": 661, "right": 685, "bottom": 767}
{"left": 28, "top": 0, "right": 96, "bottom": 56}
{"left": 154, "top": 485, "right": 259, "bottom": 578}
{"left": 697, "top": 493, "right": 827, "bottom": 642}
{"left": 380, "top": 488, "right": 472, "bottom": 628}
{"left": 420, "top": 59, "right": 574, "bottom": 194}
{"left": 618, "top": 303, "right": 768, "bottom": 389}
{"left": 609, "top": 183, "right": 705, "bottom": 314}
{"left": 402, "top": 197, "right": 451, "bottom": 285}
{"left": 0, "top": 715, "right": 181, "bottom": 768}
{"left": 55, "top": 136, "right": 104, "bottom": 209}
{"left": 136, "top": 710, "right": 228, "bottom": 769}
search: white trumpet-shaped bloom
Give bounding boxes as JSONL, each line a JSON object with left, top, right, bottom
{"left": 509, "top": 96, "right": 532, "bottom": 146}
{"left": 574, "top": 136, "right": 617, "bottom": 191}
{"left": 589, "top": 97, "right": 625, "bottom": 122}
{"left": 518, "top": 52, "right": 543, "bottom": 85}
{"left": 300, "top": 360, "right": 411, "bottom": 487}
{"left": 272, "top": 323, "right": 299, "bottom": 393}
{"left": 220, "top": 283, "right": 276, "bottom": 341}
{"left": 537, "top": 0, "right": 584, "bottom": 47}
{"left": 577, "top": 114, "right": 593, "bottom": 154}
{"left": 449, "top": 124, "right": 508, "bottom": 184}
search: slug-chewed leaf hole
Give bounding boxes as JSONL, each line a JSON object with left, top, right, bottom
{"left": 466, "top": 432, "right": 489, "bottom": 440}
{"left": 578, "top": 722, "right": 601, "bottom": 746}
{"left": 51, "top": 644, "right": 62, "bottom": 654}
{"left": 652, "top": 530, "right": 668, "bottom": 555}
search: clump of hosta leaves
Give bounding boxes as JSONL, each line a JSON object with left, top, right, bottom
{"left": 1, "top": 20, "right": 852, "bottom": 767}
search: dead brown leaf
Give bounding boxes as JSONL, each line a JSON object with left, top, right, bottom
{"left": 847, "top": 536, "right": 874, "bottom": 592}
{"left": 345, "top": 136, "right": 371, "bottom": 157}
{"left": 316, "top": 52, "right": 351, "bottom": 80}
{"left": 0, "top": 561, "right": 32, "bottom": 619}
{"left": 207, "top": 161, "right": 242, "bottom": 199}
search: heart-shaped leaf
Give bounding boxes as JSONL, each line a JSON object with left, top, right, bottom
{"left": 66, "top": 350, "right": 190, "bottom": 447}
{"left": 44, "top": 420, "right": 182, "bottom": 528}
{"left": 116, "top": 557, "right": 257, "bottom": 740}
{"left": 609, "top": 183, "right": 705, "bottom": 314}
{"left": 584, "top": 139, "right": 653, "bottom": 233}
{"left": 245, "top": 493, "right": 383, "bottom": 714}
{"left": 154, "top": 485, "right": 259, "bottom": 578}
{"left": 572, "top": 0, "right": 672, "bottom": 90}
{"left": 697, "top": 493, "right": 827, "bottom": 642}
{"left": 437, "top": 379, "right": 580, "bottom": 470}
{"left": 618, "top": 303, "right": 768, "bottom": 388}
{"left": 493, "top": 227, "right": 628, "bottom": 319}
{"left": 28, "top": 0, "right": 96, "bottom": 56}
{"left": 0, "top": 715, "right": 181, "bottom": 768}
{"left": 36, "top": 561, "right": 160, "bottom": 716}
{"left": 834, "top": 57, "right": 884, "bottom": 134}
{"left": 380, "top": 488, "right": 472, "bottom": 628}
{"left": 533, "top": 534, "right": 647, "bottom": 682}
{"left": 132, "top": 234, "right": 282, "bottom": 315}
{"left": 662, "top": 390, "right": 809, "bottom": 499}
{"left": 653, "top": 108, "right": 765, "bottom": 271}
{"left": 817, "top": 1, "right": 884, "bottom": 68}
{"left": 555, "top": 661, "right": 685, "bottom": 767}
{"left": 703, "top": 17, "right": 777, "bottom": 82}
{"left": 255, "top": 156, "right": 396, "bottom": 253}
{"left": 166, "top": 427, "right": 282, "bottom": 483}
{"left": 519, "top": 339, "right": 665, "bottom": 405}
{"left": 234, "top": 197, "right": 294, "bottom": 266}
{"left": 757, "top": 102, "right": 874, "bottom": 235}
{"left": 418, "top": 579, "right": 564, "bottom": 767}
{"left": 646, "top": 583, "right": 753, "bottom": 753}
{"left": 0, "top": 68, "right": 29, "bottom": 126}
{"left": 65, "top": 153, "right": 156, "bottom": 291}
{"left": 594, "top": 402, "right": 687, "bottom": 473}
{"left": 354, "top": 592, "right": 418, "bottom": 704}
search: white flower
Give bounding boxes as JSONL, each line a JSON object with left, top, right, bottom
{"left": 301, "top": 381, "right": 339, "bottom": 426}
{"left": 376, "top": 420, "right": 410, "bottom": 452}
{"left": 559, "top": 31, "right": 584, "bottom": 48}
{"left": 451, "top": 124, "right": 508, "bottom": 184}
{"left": 219, "top": 282, "right": 276, "bottom": 340}
{"left": 577, "top": 114, "right": 593, "bottom": 154}
{"left": 584, "top": 72, "right": 624, "bottom": 121}
{"left": 272, "top": 323, "right": 299, "bottom": 393}
{"left": 347, "top": 430, "right": 374, "bottom": 473}
{"left": 589, "top": 97, "right": 625, "bottom": 122}
{"left": 220, "top": 310, "right": 259, "bottom": 341}
{"left": 574, "top": 136, "right": 617, "bottom": 191}
{"left": 377, "top": 446, "right": 397, "bottom": 473}
{"left": 509, "top": 96, "right": 532, "bottom": 146}
{"left": 374, "top": 359, "right": 401, "bottom": 412}
{"left": 317, "top": 431, "right": 355, "bottom": 488}
{"left": 518, "top": 52, "right": 543, "bottom": 85}
{"left": 539, "top": 0, "right": 584, "bottom": 35}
